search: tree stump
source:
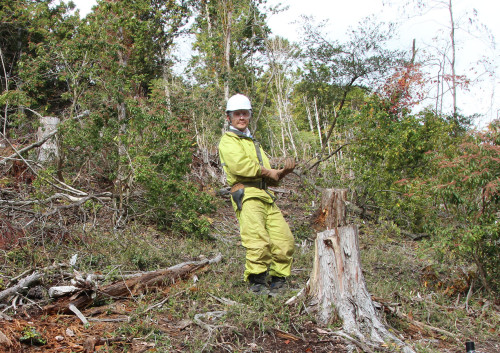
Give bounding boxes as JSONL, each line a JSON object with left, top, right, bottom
{"left": 305, "top": 188, "right": 414, "bottom": 352}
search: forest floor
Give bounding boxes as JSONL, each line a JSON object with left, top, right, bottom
{"left": 0, "top": 172, "right": 499, "bottom": 353}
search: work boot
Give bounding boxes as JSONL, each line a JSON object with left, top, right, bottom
{"left": 269, "top": 276, "right": 286, "bottom": 297}
{"left": 248, "top": 272, "right": 269, "bottom": 295}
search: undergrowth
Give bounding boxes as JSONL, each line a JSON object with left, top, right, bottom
{"left": 1, "top": 191, "right": 498, "bottom": 352}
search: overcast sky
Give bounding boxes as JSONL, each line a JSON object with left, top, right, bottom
{"left": 70, "top": 0, "right": 498, "bottom": 127}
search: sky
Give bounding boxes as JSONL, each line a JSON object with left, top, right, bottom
{"left": 70, "top": 0, "right": 499, "bottom": 128}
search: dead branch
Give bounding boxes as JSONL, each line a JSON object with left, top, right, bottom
{"left": 307, "top": 143, "right": 349, "bottom": 172}
{"left": 88, "top": 317, "right": 129, "bottom": 323}
{"left": 44, "top": 253, "right": 222, "bottom": 314}
{"left": 69, "top": 303, "right": 89, "bottom": 325}
{"left": 0, "top": 272, "right": 42, "bottom": 303}
{"left": 143, "top": 289, "right": 185, "bottom": 313}
{"left": 386, "top": 305, "right": 459, "bottom": 343}
{"left": 193, "top": 310, "right": 227, "bottom": 332}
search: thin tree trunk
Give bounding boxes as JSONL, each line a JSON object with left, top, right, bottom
{"left": 304, "top": 97, "right": 314, "bottom": 132}
{"left": 0, "top": 46, "right": 8, "bottom": 137}
{"left": 313, "top": 98, "right": 323, "bottom": 149}
{"left": 222, "top": 1, "right": 233, "bottom": 101}
{"left": 161, "top": 48, "right": 172, "bottom": 114}
{"left": 449, "top": 0, "right": 457, "bottom": 117}
{"left": 115, "top": 26, "right": 130, "bottom": 226}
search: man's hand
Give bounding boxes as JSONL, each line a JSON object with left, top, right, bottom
{"left": 261, "top": 166, "right": 281, "bottom": 181}
{"left": 278, "top": 158, "right": 295, "bottom": 180}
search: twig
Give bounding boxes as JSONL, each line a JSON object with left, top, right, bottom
{"left": 207, "top": 293, "right": 241, "bottom": 307}
{"left": 193, "top": 311, "right": 227, "bottom": 332}
{"left": 285, "top": 279, "right": 309, "bottom": 305}
{"left": 306, "top": 143, "right": 350, "bottom": 172}
{"left": 143, "top": 290, "right": 185, "bottom": 313}
{"left": 69, "top": 303, "right": 89, "bottom": 326}
{"left": 465, "top": 279, "right": 474, "bottom": 313}
{"left": 88, "top": 317, "right": 129, "bottom": 323}
{"left": 388, "top": 306, "right": 459, "bottom": 342}
{"left": 7, "top": 269, "right": 33, "bottom": 285}
{"left": 273, "top": 327, "right": 302, "bottom": 341}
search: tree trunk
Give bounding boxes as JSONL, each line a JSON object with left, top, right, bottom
{"left": 222, "top": 0, "right": 233, "bottom": 101}
{"left": 37, "top": 116, "right": 59, "bottom": 162}
{"left": 305, "top": 189, "right": 415, "bottom": 352}
{"left": 448, "top": 0, "right": 457, "bottom": 118}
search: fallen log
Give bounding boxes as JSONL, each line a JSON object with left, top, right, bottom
{"left": 44, "top": 253, "right": 222, "bottom": 314}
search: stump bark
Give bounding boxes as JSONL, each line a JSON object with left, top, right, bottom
{"left": 305, "top": 189, "right": 414, "bottom": 353}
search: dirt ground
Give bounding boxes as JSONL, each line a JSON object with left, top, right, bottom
{"left": 0, "top": 310, "right": 350, "bottom": 352}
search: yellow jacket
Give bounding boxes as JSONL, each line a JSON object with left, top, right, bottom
{"left": 219, "top": 130, "right": 275, "bottom": 207}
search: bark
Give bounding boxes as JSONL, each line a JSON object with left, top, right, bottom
{"left": 304, "top": 189, "right": 415, "bottom": 352}
{"left": 313, "top": 98, "right": 323, "bottom": 149}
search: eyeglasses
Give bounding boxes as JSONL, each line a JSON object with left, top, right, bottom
{"left": 229, "top": 110, "right": 251, "bottom": 119}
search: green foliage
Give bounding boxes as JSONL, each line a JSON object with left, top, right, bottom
{"left": 19, "top": 326, "right": 47, "bottom": 346}
{"left": 406, "top": 120, "right": 500, "bottom": 291}
{"left": 190, "top": 0, "right": 270, "bottom": 92}
{"left": 335, "top": 97, "right": 457, "bottom": 229}
{"left": 297, "top": 16, "right": 403, "bottom": 130}
{"left": 127, "top": 90, "right": 214, "bottom": 238}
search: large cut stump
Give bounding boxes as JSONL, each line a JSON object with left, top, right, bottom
{"left": 305, "top": 189, "right": 414, "bottom": 352}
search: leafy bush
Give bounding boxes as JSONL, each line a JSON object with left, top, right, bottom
{"left": 128, "top": 92, "right": 215, "bottom": 238}
{"left": 406, "top": 120, "right": 500, "bottom": 292}
{"left": 335, "top": 97, "right": 457, "bottom": 229}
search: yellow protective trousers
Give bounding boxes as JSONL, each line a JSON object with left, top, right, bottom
{"left": 236, "top": 198, "right": 295, "bottom": 281}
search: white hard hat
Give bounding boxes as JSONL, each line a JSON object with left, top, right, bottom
{"left": 226, "top": 94, "right": 252, "bottom": 112}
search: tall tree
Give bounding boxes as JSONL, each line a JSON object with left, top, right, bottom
{"left": 264, "top": 37, "right": 300, "bottom": 157}
{"left": 190, "top": 0, "right": 270, "bottom": 98}
{"left": 299, "top": 16, "right": 403, "bottom": 164}
{"left": 62, "top": 0, "right": 190, "bottom": 223}
{"left": 0, "top": 0, "right": 79, "bottom": 137}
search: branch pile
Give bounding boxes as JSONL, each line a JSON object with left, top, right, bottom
{"left": 0, "top": 254, "right": 222, "bottom": 318}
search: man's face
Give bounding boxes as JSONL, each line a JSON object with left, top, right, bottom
{"left": 227, "top": 109, "right": 251, "bottom": 132}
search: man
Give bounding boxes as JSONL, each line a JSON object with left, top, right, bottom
{"left": 218, "top": 93, "right": 296, "bottom": 296}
